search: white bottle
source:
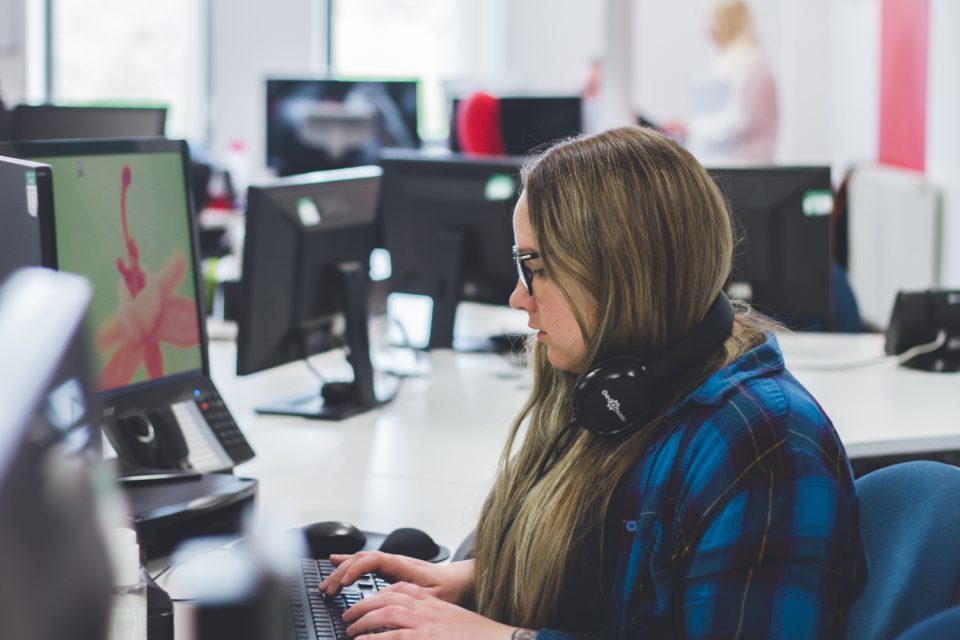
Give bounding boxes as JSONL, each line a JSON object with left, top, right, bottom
{"left": 109, "top": 528, "right": 147, "bottom": 640}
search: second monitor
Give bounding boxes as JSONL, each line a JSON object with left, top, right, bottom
{"left": 237, "top": 165, "right": 386, "bottom": 419}
{"left": 378, "top": 149, "right": 522, "bottom": 350}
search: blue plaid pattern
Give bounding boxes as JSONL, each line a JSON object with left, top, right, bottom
{"left": 539, "top": 335, "right": 866, "bottom": 639}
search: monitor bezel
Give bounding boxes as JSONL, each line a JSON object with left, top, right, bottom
{"left": 0, "top": 137, "right": 213, "bottom": 417}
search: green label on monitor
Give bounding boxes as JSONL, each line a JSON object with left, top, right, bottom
{"left": 802, "top": 189, "right": 833, "bottom": 217}
{"left": 25, "top": 169, "right": 38, "bottom": 217}
{"left": 485, "top": 174, "right": 516, "bottom": 201}
{"left": 297, "top": 196, "right": 322, "bottom": 226}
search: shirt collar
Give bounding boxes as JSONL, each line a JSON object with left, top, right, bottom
{"left": 664, "top": 333, "right": 784, "bottom": 418}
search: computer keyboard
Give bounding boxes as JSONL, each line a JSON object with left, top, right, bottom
{"left": 290, "top": 558, "right": 390, "bottom": 640}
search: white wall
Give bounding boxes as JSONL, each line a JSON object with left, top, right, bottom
{"left": 502, "top": 0, "right": 605, "bottom": 94}
{"left": 209, "top": 0, "right": 324, "bottom": 183}
{"left": 927, "top": 0, "right": 960, "bottom": 286}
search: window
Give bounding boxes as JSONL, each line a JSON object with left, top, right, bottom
{"left": 332, "top": 0, "right": 505, "bottom": 142}
{"left": 49, "top": 0, "right": 207, "bottom": 141}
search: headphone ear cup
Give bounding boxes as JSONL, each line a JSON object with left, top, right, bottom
{"left": 572, "top": 356, "right": 658, "bottom": 436}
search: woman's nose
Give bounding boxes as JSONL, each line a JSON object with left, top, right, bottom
{"left": 509, "top": 278, "right": 532, "bottom": 311}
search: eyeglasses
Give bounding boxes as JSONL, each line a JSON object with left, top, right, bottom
{"left": 512, "top": 245, "right": 540, "bottom": 295}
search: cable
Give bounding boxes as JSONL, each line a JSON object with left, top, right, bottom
{"left": 895, "top": 330, "right": 949, "bottom": 366}
{"left": 787, "top": 331, "right": 947, "bottom": 372}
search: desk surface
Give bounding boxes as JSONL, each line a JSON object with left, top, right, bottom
{"left": 211, "top": 325, "right": 960, "bottom": 554}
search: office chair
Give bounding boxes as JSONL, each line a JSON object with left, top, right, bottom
{"left": 896, "top": 605, "right": 960, "bottom": 639}
{"left": 832, "top": 261, "right": 863, "bottom": 333}
{"left": 845, "top": 461, "right": 960, "bottom": 640}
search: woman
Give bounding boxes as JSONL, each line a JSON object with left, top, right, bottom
{"left": 666, "top": 0, "right": 779, "bottom": 164}
{"left": 321, "top": 126, "right": 865, "bottom": 638}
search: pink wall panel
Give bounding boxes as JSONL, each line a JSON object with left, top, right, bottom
{"left": 878, "top": 0, "right": 929, "bottom": 170}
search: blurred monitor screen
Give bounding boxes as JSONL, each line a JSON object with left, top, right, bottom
{"left": 266, "top": 78, "right": 420, "bottom": 176}
{"left": 7, "top": 104, "right": 167, "bottom": 141}
{"left": 450, "top": 95, "right": 582, "bottom": 156}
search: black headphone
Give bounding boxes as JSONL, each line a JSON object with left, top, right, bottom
{"left": 571, "top": 292, "right": 735, "bottom": 437}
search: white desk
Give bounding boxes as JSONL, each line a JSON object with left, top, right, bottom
{"left": 209, "top": 328, "right": 960, "bottom": 553}
{"left": 777, "top": 332, "right": 960, "bottom": 459}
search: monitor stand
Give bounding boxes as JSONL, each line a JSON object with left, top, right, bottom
{"left": 427, "top": 228, "right": 465, "bottom": 350}
{"left": 254, "top": 262, "right": 382, "bottom": 420}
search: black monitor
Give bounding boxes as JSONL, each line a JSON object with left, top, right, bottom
{"left": 0, "top": 155, "right": 56, "bottom": 280}
{"left": 6, "top": 104, "right": 167, "bottom": 141}
{"left": 0, "top": 267, "right": 114, "bottom": 640}
{"left": 237, "top": 165, "right": 386, "bottom": 419}
{"left": 709, "top": 166, "right": 834, "bottom": 329}
{"left": 378, "top": 149, "right": 522, "bottom": 349}
{"left": 449, "top": 95, "right": 582, "bottom": 155}
{"left": 0, "top": 139, "right": 256, "bottom": 468}
{"left": 266, "top": 78, "right": 420, "bottom": 176}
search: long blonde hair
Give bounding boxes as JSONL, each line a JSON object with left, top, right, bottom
{"left": 471, "top": 126, "right": 770, "bottom": 629}
{"left": 709, "top": 0, "right": 756, "bottom": 48}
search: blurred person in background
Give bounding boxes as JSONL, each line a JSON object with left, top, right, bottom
{"left": 664, "top": 0, "right": 778, "bottom": 164}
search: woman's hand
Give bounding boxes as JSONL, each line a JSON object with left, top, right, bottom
{"left": 342, "top": 582, "right": 516, "bottom": 640}
{"left": 320, "top": 551, "right": 475, "bottom": 606}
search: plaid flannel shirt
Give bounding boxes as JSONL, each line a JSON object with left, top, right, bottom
{"left": 539, "top": 334, "right": 866, "bottom": 639}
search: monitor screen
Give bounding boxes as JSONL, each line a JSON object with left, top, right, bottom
{"left": 266, "top": 78, "right": 420, "bottom": 176}
{"left": 237, "top": 165, "right": 385, "bottom": 419}
{"left": 378, "top": 149, "right": 522, "bottom": 349}
{"left": 0, "top": 268, "right": 114, "bottom": 640}
{"left": 0, "top": 155, "right": 55, "bottom": 280}
{"left": 7, "top": 104, "right": 167, "bottom": 141}
{"left": 449, "top": 95, "right": 582, "bottom": 156}
{"left": 709, "top": 166, "right": 834, "bottom": 329}
{"left": 0, "top": 139, "right": 206, "bottom": 396}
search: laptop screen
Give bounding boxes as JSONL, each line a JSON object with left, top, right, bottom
{"left": 10, "top": 139, "right": 204, "bottom": 394}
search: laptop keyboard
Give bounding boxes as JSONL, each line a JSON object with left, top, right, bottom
{"left": 291, "top": 558, "right": 390, "bottom": 639}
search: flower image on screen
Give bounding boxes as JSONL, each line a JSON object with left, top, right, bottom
{"left": 38, "top": 151, "right": 203, "bottom": 392}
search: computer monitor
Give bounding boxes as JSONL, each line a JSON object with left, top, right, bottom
{"left": 266, "top": 78, "right": 420, "bottom": 176}
{"left": 0, "top": 155, "right": 56, "bottom": 280}
{"left": 0, "top": 267, "right": 114, "bottom": 640}
{"left": 236, "top": 165, "right": 385, "bottom": 419}
{"left": 378, "top": 149, "right": 522, "bottom": 350}
{"left": 6, "top": 104, "right": 167, "bottom": 141}
{"left": 449, "top": 95, "right": 583, "bottom": 155}
{"left": 708, "top": 166, "right": 834, "bottom": 329}
{"left": 0, "top": 138, "right": 256, "bottom": 472}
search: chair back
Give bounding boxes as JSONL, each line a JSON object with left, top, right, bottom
{"left": 846, "top": 461, "right": 960, "bottom": 639}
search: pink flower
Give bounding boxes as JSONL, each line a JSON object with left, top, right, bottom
{"left": 95, "top": 165, "right": 200, "bottom": 390}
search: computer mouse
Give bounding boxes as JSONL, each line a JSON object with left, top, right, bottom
{"left": 379, "top": 527, "right": 444, "bottom": 562}
{"left": 302, "top": 521, "right": 367, "bottom": 559}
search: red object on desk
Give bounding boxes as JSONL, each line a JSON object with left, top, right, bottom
{"left": 456, "top": 91, "right": 505, "bottom": 156}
